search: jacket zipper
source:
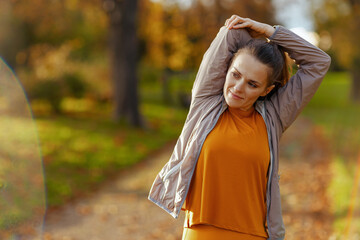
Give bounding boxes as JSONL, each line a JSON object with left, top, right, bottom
{"left": 257, "top": 101, "right": 274, "bottom": 239}
{"left": 175, "top": 98, "right": 227, "bottom": 217}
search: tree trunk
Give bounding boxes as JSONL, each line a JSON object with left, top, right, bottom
{"left": 351, "top": 64, "right": 360, "bottom": 103}
{"left": 348, "top": 1, "right": 360, "bottom": 103}
{"left": 162, "top": 68, "right": 172, "bottom": 105}
{"left": 108, "top": 0, "right": 144, "bottom": 127}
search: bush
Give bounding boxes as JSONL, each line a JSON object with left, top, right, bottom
{"left": 63, "top": 73, "right": 87, "bottom": 98}
{"left": 30, "top": 79, "right": 64, "bottom": 113}
{"left": 28, "top": 73, "right": 87, "bottom": 113}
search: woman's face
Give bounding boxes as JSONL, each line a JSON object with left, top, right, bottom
{"left": 223, "top": 52, "right": 275, "bottom": 111}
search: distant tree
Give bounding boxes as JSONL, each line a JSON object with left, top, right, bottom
{"left": 314, "top": 0, "right": 360, "bottom": 102}
{"left": 103, "top": 0, "right": 144, "bottom": 127}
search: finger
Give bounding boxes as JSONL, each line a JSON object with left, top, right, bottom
{"left": 228, "top": 19, "right": 243, "bottom": 29}
{"left": 228, "top": 16, "right": 247, "bottom": 29}
{"left": 230, "top": 15, "right": 239, "bottom": 21}
{"left": 225, "top": 19, "right": 230, "bottom": 27}
{"left": 225, "top": 17, "right": 235, "bottom": 27}
{"left": 232, "top": 22, "right": 251, "bottom": 29}
{"left": 227, "top": 18, "right": 239, "bottom": 29}
{"left": 227, "top": 15, "right": 240, "bottom": 28}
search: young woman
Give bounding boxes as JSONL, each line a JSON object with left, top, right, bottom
{"left": 148, "top": 15, "right": 331, "bottom": 240}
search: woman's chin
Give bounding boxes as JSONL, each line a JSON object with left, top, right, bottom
{"left": 225, "top": 97, "right": 242, "bottom": 109}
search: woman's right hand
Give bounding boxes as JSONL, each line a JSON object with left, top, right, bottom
{"left": 224, "top": 15, "right": 275, "bottom": 38}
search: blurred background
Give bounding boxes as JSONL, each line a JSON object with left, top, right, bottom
{"left": 0, "top": 0, "right": 359, "bottom": 239}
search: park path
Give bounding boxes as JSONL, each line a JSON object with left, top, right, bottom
{"left": 43, "top": 116, "right": 334, "bottom": 240}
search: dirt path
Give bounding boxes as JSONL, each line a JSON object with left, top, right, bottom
{"left": 43, "top": 116, "right": 334, "bottom": 240}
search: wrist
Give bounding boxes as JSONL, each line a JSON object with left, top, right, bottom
{"left": 264, "top": 24, "right": 275, "bottom": 38}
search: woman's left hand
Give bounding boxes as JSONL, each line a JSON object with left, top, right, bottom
{"left": 224, "top": 15, "right": 275, "bottom": 38}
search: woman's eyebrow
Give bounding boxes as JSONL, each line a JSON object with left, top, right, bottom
{"left": 233, "top": 67, "right": 261, "bottom": 86}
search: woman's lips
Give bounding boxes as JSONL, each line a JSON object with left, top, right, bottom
{"left": 230, "top": 90, "right": 243, "bottom": 100}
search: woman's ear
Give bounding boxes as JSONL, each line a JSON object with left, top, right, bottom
{"left": 261, "top": 84, "right": 275, "bottom": 97}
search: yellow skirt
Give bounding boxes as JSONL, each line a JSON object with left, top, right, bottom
{"left": 182, "top": 224, "right": 267, "bottom": 240}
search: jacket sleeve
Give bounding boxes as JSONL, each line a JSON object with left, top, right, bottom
{"left": 191, "top": 26, "right": 252, "bottom": 101}
{"left": 267, "top": 25, "right": 331, "bottom": 133}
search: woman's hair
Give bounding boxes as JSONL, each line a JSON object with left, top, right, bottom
{"left": 229, "top": 39, "right": 291, "bottom": 98}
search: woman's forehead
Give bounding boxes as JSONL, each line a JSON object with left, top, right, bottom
{"left": 232, "top": 52, "right": 269, "bottom": 84}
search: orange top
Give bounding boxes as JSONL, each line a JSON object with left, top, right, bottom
{"left": 183, "top": 105, "right": 270, "bottom": 239}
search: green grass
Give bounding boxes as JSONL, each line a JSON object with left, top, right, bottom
{"left": 302, "top": 71, "right": 360, "bottom": 237}
{"left": 302, "top": 72, "right": 360, "bottom": 160}
{"left": 327, "top": 156, "right": 359, "bottom": 238}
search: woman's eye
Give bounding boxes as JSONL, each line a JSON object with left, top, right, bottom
{"left": 232, "top": 72, "right": 240, "bottom": 78}
{"left": 248, "top": 82, "right": 257, "bottom": 88}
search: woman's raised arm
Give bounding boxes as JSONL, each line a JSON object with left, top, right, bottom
{"left": 267, "top": 26, "right": 331, "bottom": 132}
{"left": 191, "top": 25, "right": 252, "bottom": 101}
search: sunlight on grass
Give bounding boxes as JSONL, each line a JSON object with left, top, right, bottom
{"left": 327, "top": 156, "right": 360, "bottom": 239}
{"left": 61, "top": 98, "right": 96, "bottom": 113}
{"left": 328, "top": 156, "right": 353, "bottom": 217}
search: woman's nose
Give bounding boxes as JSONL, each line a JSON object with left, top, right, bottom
{"left": 234, "top": 80, "right": 244, "bottom": 92}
